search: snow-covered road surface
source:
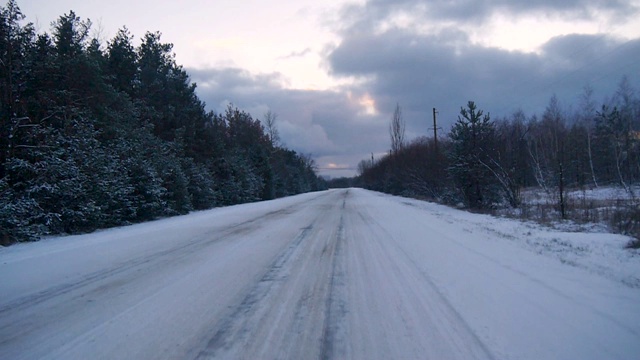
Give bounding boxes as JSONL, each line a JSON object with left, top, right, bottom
{"left": 1, "top": 189, "right": 639, "bottom": 359}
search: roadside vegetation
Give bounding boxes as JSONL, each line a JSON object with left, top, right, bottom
{"left": 0, "top": 1, "right": 326, "bottom": 245}
{"left": 344, "top": 81, "right": 640, "bottom": 247}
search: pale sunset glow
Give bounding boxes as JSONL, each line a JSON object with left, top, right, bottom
{"left": 358, "top": 93, "right": 378, "bottom": 116}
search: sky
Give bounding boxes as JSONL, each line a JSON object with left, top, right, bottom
{"left": 20, "top": 0, "right": 640, "bottom": 177}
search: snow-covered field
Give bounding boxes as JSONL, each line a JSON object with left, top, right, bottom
{"left": 1, "top": 188, "right": 638, "bottom": 359}
{"left": 521, "top": 185, "right": 640, "bottom": 204}
{"left": 503, "top": 186, "right": 640, "bottom": 239}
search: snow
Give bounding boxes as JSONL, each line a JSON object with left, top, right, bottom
{"left": 520, "top": 185, "right": 640, "bottom": 206}
{"left": 350, "top": 190, "right": 640, "bottom": 359}
{"left": 1, "top": 188, "right": 639, "bottom": 359}
{"left": 567, "top": 186, "right": 640, "bottom": 201}
{"left": 392, "top": 193, "right": 640, "bottom": 287}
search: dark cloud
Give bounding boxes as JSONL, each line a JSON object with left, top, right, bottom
{"left": 426, "top": 0, "right": 636, "bottom": 21}
{"left": 339, "top": 0, "right": 639, "bottom": 31}
{"left": 328, "top": 28, "right": 640, "bottom": 136}
{"left": 188, "top": 31, "right": 640, "bottom": 177}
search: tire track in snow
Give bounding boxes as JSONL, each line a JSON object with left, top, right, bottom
{"left": 196, "top": 190, "right": 350, "bottom": 360}
{"left": 351, "top": 205, "right": 496, "bottom": 360}
{"left": 319, "top": 189, "right": 351, "bottom": 360}
{"left": 0, "top": 202, "right": 307, "bottom": 348}
{"left": 195, "top": 223, "right": 315, "bottom": 358}
{"left": 0, "top": 205, "right": 301, "bottom": 316}
{"left": 320, "top": 215, "right": 347, "bottom": 360}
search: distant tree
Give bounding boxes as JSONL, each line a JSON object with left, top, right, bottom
{"left": 326, "top": 177, "right": 354, "bottom": 188}
{"left": 596, "top": 106, "right": 633, "bottom": 192}
{"left": 612, "top": 76, "right": 638, "bottom": 184}
{"left": 577, "top": 85, "right": 599, "bottom": 187}
{"left": 389, "top": 103, "right": 405, "bottom": 154}
{"left": 398, "top": 137, "right": 448, "bottom": 200}
{"left": 565, "top": 121, "right": 590, "bottom": 189}
{"left": 491, "top": 112, "right": 531, "bottom": 207}
{"left": 263, "top": 110, "right": 280, "bottom": 147}
{"left": 527, "top": 95, "right": 570, "bottom": 218}
{"left": 357, "top": 155, "right": 374, "bottom": 177}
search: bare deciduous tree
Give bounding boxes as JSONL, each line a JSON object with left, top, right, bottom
{"left": 578, "top": 85, "right": 598, "bottom": 188}
{"left": 264, "top": 110, "right": 280, "bottom": 147}
{"left": 389, "top": 103, "right": 405, "bottom": 154}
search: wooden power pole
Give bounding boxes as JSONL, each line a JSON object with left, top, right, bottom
{"left": 432, "top": 107, "right": 439, "bottom": 152}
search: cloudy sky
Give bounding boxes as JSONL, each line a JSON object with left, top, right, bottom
{"left": 21, "top": 0, "right": 640, "bottom": 177}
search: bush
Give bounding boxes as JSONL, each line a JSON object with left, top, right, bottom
{"left": 611, "top": 203, "right": 640, "bottom": 244}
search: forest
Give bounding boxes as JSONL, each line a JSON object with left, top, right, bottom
{"left": 0, "top": 1, "right": 325, "bottom": 245}
{"left": 351, "top": 82, "right": 640, "bottom": 243}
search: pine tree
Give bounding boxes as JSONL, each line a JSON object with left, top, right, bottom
{"left": 106, "top": 27, "right": 137, "bottom": 96}
{"left": 0, "top": 2, "right": 326, "bottom": 244}
{"left": 0, "top": 0, "right": 34, "bottom": 179}
{"left": 449, "top": 101, "right": 498, "bottom": 209}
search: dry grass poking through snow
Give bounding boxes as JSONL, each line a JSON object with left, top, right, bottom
{"left": 495, "top": 186, "right": 640, "bottom": 249}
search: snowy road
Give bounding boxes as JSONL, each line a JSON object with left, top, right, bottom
{"left": 1, "top": 189, "right": 639, "bottom": 359}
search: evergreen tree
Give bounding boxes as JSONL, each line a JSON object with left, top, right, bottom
{"left": 448, "top": 101, "right": 498, "bottom": 209}
{"left": 0, "top": 1, "right": 326, "bottom": 244}
{"left": 0, "top": 0, "right": 33, "bottom": 179}
{"left": 106, "top": 27, "right": 137, "bottom": 96}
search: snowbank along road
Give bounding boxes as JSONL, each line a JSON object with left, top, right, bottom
{"left": 1, "top": 188, "right": 639, "bottom": 359}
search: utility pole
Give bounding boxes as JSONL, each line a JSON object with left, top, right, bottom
{"left": 432, "top": 107, "right": 439, "bottom": 153}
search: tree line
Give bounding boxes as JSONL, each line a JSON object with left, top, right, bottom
{"left": 355, "top": 77, "right": 640, "bottom": 219}
{"left": 0, "top": 1, "right": 325, "bottom": 245}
